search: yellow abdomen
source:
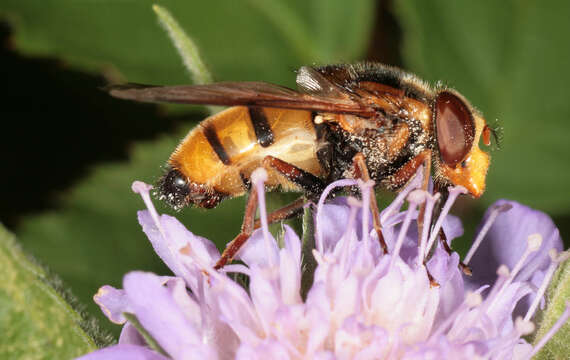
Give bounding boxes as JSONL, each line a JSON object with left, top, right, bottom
{"left": 169, "top": 106, "right": 324, "bottom": 197}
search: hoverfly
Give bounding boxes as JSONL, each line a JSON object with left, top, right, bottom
{"left": 110, "top": 63, "right": 492, "bottom": 269}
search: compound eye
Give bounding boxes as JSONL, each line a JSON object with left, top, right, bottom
{"left": 435, "top": 91, "right": 475, "bottom": 166}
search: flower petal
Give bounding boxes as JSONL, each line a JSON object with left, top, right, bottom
{"left": 76, "top": 344, "right": 169, "bottom": 360}
{"left": 123, "top": 271, "right": 201, "bottom": 359}
{"left": 93, "top": 285, "right": 130, "bottom": 324}
{"left": 236, "top": 341, "right": 291, "bottom": 360}
{"left": 282, "top": 225, "right": 301, "bottom": 268}
{"left": 468, "top": 200, "right": 562, "bottom": 287}
{"left": 118, "top": 322, "right": 146, "bottom": 346}
{"left": 442, "top": 214, "right": 464, "bottom": 244}
{"left": 315, "top": 200, "right": 352, "bottom": 253}
{"left": 236, "top": 228, "right": 279, "bottom": 268}
{"left": 466, "top": 200, "right": 563, "bottom": 315}
{"left": 427, "top": 248, "right": 464, "bottom": 328}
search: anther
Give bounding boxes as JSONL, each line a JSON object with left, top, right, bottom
{"left": 465, "top": 291, "right": 483, "bottom": 308}
{"left": 131, "top": 181, "right": 166, "bottom": 239}
{"left": 464, "top": 203, "right": 512, "bottom": 265}
{"left": 515, "top": 317, "right": 535, "bottom": 336}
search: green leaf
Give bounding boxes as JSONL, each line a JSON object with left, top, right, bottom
{"left": 1, "top": 0, "right": 373, "bottom": 88}
{"left": 395, "top": 0, "right": 570, "bottom": 214}
{"left": 0, "top": 224, "right": 106, "bottom": 359}
{"left": 532, "top": 257, "right": 570, "bottom": 359}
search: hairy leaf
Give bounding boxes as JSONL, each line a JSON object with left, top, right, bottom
{"left": 0, "top": 224, "right": 107, "bottom": 359}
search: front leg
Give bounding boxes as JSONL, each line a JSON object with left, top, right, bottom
{"left": 433, "top": 185, "right": 473, "bottom": 276}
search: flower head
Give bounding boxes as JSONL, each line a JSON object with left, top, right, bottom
{"left": 79, "top": 169, "right": 568, "bottom": 360}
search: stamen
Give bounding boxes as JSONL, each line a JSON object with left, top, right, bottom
{"left": 518, "top": 231, "right": 560, "bottom": 282}
{"left": 358, "top": 179, "right": 375, "bottom": 252}
{"left": 497, "top": 264, "right": 510, "bottom": 277}
{"left": 339, "top": 197, "right": 360, "bottom": 272}
{"left": 389, "top": 190, "right": 423, "bottom": 271}
{"left": 425, "top": 186, "right": 467, "bottom": 257}
{"left": 132, "top": 181, "right": 167, "bottom": 239}
{"left": 429, "top": 291, "right": 482, "bottom": 340}
{"left": 206, "top": 268, "right": 264, "bottom": 335}
{"left": 484, "top": 317, "right": 536, "bottom": 360}
{"left": 197, "top": 273, "right": 207, "bottom": 329}
{"left": 418, "top": 192, "right": 440, "bottom": 265}
{"left": 464, "top": 203, "right": 512, "bottom": 265}
{"left": 515, "top": 317, "right": 535, "bottom": 336}
{"left": 346, "top": 196, "right": 361, "bottom": 207}
{"left": 251, "top": 168, "right": 274, "bottom": 267}
{"left": 222, "top": 264, "right": 252, "bottom": 277}
{"left": 380, "top": 165, "right": 424, "bottom": 224}
{"left": 490, "top": 234, "right": 543, "bottom": 310}
{"left": 526, "top": 301, "right": 570, "bottom": 359}
{"left": 316, "top": 179, "right": 358, "bottom": 252}
{"left": 524, "top": 250, "right": 570, "bottom": 321}
{"left": 465, "top": 291, "right": 484, "bottom": 308}
{"left": 480, "top": 265, "right": 510, "bottom": 313}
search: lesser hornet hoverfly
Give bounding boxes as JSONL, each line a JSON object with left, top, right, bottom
{"left": 110, "top": 63, "right": 493, "bottom": 270}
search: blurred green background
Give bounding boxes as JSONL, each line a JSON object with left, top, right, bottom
{"left": 1, "top": 0, "right": 569, "bottom": 339}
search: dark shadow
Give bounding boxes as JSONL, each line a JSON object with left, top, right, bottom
{"left": 0, "top": 21, "right": 200, "bottom": 228}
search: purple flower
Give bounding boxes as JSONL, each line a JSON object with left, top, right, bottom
{"left": 79, "top": 168, "right": 569, "bottom": 359}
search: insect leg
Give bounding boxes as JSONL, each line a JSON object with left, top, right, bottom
{"left": 352, "top": 153, "right": 388, "bottom": 254}
{"left": 253, "top": 197, "right": 306, "bottom": 229}
{"left": 417, "top": 151, "right": 432, "bottom": 249}
{"left": 214, "top": 195, "right": 306, "bottom": 270}
{"left": 433, "top": 185, "right": 473, "bottom": 276}
{"left": 215, "top": 157, "right": 311, "bottom": 270}
{"left": 214, "top": 186, "right": 259, "bottom": 269}
{"left": 262, "top": 156, "right": 325, "bottom": 197}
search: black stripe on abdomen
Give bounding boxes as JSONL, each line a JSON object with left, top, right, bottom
{"left": 248, "top": 107, "right": 274, "bottom": 147}
{"left": 203, "top": 123, "right": 232, "bottom": 165}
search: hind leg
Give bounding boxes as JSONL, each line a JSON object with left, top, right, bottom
{"left": 214, "top": 157, "right": 323, "bottom": 269}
